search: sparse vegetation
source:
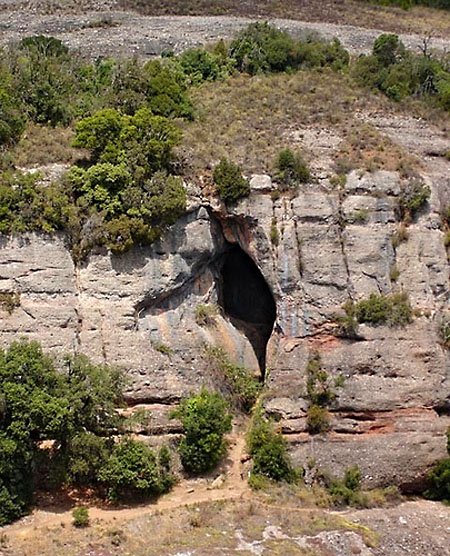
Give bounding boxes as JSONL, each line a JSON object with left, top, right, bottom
{"left": 195, "top": 303, "right": 219, "bottom": 326}
{"left": 352, "top": 291, "right": 412, "bottom": 327}
{"left": 391, "top": 223, "right": 410, "bottom": 247}
{"left": 0, "top": 291, "right": 20, "bottom": 314}
{"left": 205, "top": 346, "right": 261, "bottom": 412}
{"left": 270, "top": 217, "right": 280, "bottom": 246}
{"left": 439, "top": 314, "right": 450, "bottom": 348}
{"left": 274, "top": 148, "right": 311, "bottom": 189}
{"left": 397, "top": 178, "right": 431, "bottom": 222}
{"left": 305, "top": 353, "right": 344, "bottom": 434}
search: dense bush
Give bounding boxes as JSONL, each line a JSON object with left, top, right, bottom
{"left": 353, "top": 33, "right": 450, "bottom": 109}
{"left": 229, "top": 22, "right": 349, "bottom": 75}
{"left": 274, "top": 148, "right": 310, "bottom": 188}
{"left": 98, "top": 438, "right": 174, "bottom": 500}
{"left": 178, "top": 44, "right": 234, "bottom": 85}
{"left": 0, "top": 78, "right": 25, "bottom": 146}
{"left": 1, "top": 39, "right": 193, "bottom": 126}
{"left": 171, "top": 388, "right": 232, "bottom": 474}
{"left": 213, "top": 158, "right": 250, "bottom": 205}
{"left": 353, "top": 292, "right": 412, "bottom": 327}
{"left": 0, "top": 171, "right": 70, "bottom": 235}
{"left": 0, "top": 339, "right": 173, "bottom": 525}
{"left": 247, "top": 407, "right": 296, "bottom": 482}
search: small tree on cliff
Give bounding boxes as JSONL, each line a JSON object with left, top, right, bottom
{"left": 213, "top": 158, "right": 250, "bottom": 205}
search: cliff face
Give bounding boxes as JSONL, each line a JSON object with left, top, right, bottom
{"left": 0, "top": 164, "right": 449, "bottom": 490}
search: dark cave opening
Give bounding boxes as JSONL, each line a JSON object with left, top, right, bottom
{"left": 217, "top": 244, "right": 276, "bottom": 379}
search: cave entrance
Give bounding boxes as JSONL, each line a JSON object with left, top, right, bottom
{"left": 217, "top": 244, "right": 276, "bottom": 379}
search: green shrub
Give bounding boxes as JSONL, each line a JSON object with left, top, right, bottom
{"left": 0, "top": 339, "right": 130, "bottom": 524}
{"left": 205, "top": 346, "right": 261, "bottom": 412}
{"left": 98, "top": 438, "right": 173, "bottom": 500}
{"left": 439, "top": 315, "right": 450, "bottom": 349}
{"left": 274, "top": 148, "right": 310, "bottom": 188}
{"left": 334, "top": 300, "right": 359, "bottom": 338}
{"left": 0, "top": 86, "right": 25, "bottom": 146}
{"left": 326, "top": 466, "right": 365, "bottom": 507}
{"left": 397, "top": 178, "right": 430, "bottom": 222}
{"left": 178, "top": 46, "right": 234, "bottom": 85}
{"left": 171, "top": 388, "right": 232, "bottom": 474}
{"left": 352, "top": 33, "right": 450, "bottom": 110}
{"left": 247, "top": 407, "right": 296, "bottom": 482}
{"left": 66, "top": 107, "right": 186, "bottom": 255}
{"left": 306, "top": 404, "right": 331, "bottom": 434}
{"left": 229, "top": 23, "right": 349, "bottom": 75}
{"left": 72, "top": 506, "right": 89, "bottom": 527}
{"left": 270, "top": 217, "right": 280, "bottom": 246}
{"left": 306, "top": 354, "right": 342, "bottom": 407}
{"left": 425, "top": 458, "right": 450, "bottom": 501}
{"left": 213, "top": 158, "right": 250, "bottom": 205}
{"left": 354, "top": 292, "right": 412, "bottom": 327}
{"left": 67, "top": 433, "right": 112, "bottom": 486}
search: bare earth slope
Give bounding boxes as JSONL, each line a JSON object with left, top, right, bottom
{"left": 1, "top": 9, "right": 450, "bottom": 59}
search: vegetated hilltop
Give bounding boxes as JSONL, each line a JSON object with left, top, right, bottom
{"left": 0, "top": 15, "right": 449, "bottom": 555}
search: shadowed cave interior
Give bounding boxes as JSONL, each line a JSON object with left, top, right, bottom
{"left": 217, "top": 244, "right": 276, "bottom": 379}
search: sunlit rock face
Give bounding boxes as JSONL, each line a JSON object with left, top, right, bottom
{"left": 0, "top": 168, "right": 448, "bottom": 490}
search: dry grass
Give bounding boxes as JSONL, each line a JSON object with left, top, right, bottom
{"left": 179, "top": 69, "right": 420, "bottom": 179}
{"left": 334, "top": 121, "right": 421, "bottom": 175}
{"left": 11, "top": 123, "right": 80, "bottom": 168}
{"left": 4, "top": 497, "right": 380, "bottom": 556}
{"left": 117, "top": 0, "right": 450, "bottom": 38}
{"left": 180, "top": 70, "right": 358, "bottom": 174}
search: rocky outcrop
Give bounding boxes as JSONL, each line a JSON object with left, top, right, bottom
{"left": 0, "top": 161, "right": 449, "bottom": 490}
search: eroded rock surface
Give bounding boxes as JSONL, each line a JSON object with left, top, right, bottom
{"left": 1, "top": 160, "right": 449, "bottom": 490}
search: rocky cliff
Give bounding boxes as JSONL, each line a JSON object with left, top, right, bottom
{"left": 1, "top": 146, "right": 449, "bottom": 490}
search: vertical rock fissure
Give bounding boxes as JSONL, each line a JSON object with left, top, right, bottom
{"left": 216, "top": 244, "right": 276, "bottom": 380}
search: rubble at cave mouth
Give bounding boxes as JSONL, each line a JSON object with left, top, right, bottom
{"left": 217, "top": 244, "right": 276, "bottom": 378}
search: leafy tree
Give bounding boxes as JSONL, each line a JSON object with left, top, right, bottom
{"left": 213, "top": 158, "right": 250, "bottom": 205}
{"left": 171, "top": 388, "right": 232, "bottom": 474}
{"left": 68, "top": 107, "right": 186, "bottom": 254}
{"left": 0, "top": 339, "right": 147, "bottom": 524}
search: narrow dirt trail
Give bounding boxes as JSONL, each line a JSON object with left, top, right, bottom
{"left": 4, "top": 430, "right": 250, "bottom": 542}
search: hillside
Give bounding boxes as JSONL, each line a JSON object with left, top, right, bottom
{"left": 0, "top": 2, "right": 449, "bottom": 555}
